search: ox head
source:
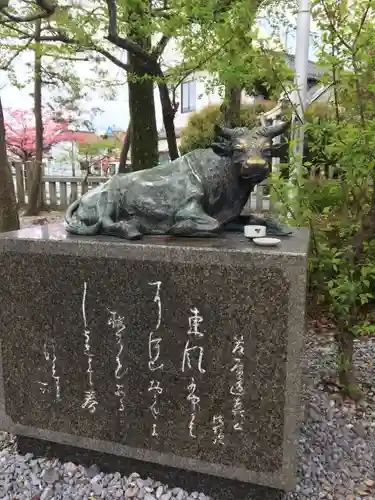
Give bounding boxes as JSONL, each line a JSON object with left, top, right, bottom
{"left": 211, "top": 121, "right": 290, "bottom": 182}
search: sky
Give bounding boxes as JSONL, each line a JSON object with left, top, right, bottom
{"left": 0, "top": 54, "right": 131, "bottom": 133}
{"left": 0, "top": 10, "right": 319, "bottom": 134}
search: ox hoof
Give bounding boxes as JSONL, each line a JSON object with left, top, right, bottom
{"left": 102, "top": 220, "right": 143, "bottom": 240}
{"left": 119, "top": 220, "right": 143, "bottom": 240}
{"left": 126, "top": 229, "right": 143, "bottom": 240}
{"left": 168, "top": 219, "right": 221, "bottom": 237}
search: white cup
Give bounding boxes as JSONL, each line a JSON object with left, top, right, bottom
{"left": 244, "top": 225, "right": 266, "bottom": 238}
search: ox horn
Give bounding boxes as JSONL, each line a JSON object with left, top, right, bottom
{"left": 214, "top": 124, "right": 236, "bottom": 138}
{"left": 261, "top": 120, "right": 290, "bottom": 139}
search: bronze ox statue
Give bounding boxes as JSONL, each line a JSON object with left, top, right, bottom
{"left": 64, "top": 121, "right": 290, "bottom": 240}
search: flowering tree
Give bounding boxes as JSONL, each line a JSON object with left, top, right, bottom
{"left": 4, "top": 108, "right": 87, "bottom": 164}
{"left": 0, "top": 0, "right": 58, "bottom": 229}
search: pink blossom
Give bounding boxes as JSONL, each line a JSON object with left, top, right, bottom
{"left": 4, "top": 108, "right": 87, "bottom": 161}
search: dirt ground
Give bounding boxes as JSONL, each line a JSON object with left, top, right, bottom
{"left": 20, "top": 210, "right": 64, "bottom": 229}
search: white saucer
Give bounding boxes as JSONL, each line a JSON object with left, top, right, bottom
{"left": 252, "top": 237, "right": 281, "bottom": 247}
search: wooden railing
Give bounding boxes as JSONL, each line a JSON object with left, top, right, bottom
{"left": 13, "top": 171, "right": 271, "bottom": 212}
{"left": 19, "top": 177, "right": 269, "bottom": 212}
{"left": 13, "top": 166, "right": 335, "bottom": 213}
{"left": 13, "top": 173, "right": 108, "bottom": 209}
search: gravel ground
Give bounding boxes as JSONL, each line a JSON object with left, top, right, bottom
{"left": 288, "top": 329, "right": 375, "bottom": 500}
{"left": 0, "top": 329, "right": 374, "bottom": 499}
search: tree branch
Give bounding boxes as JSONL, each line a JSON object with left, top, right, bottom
{"left": 0, "top": 20, "right": 34, "bottom": 37}
{"left": 105, "top": 0, "right": 117, "bottom": 38}
{"left": 353, "top": 0, "right": 372, "bottom": 52}
{"left": 152, "top": 34, "right": 170, "bottom": 58}
{"left": 36, "top": 0, "right": 55, "bottom": 15}
{"left": 44, "top": 54, "right": 90, "bottom": 62}
{"left": 104, "top": 0, "right": 157, "bottom": 67}
{"left": 0, "top": 37, "right": 33, "bottom": 70}
{"left": 170, "top": 34, "right": 235, "bottom": 89}
{"left": 0, "top": 0, "right": 56, "bottom": 24}
{"left": 150, "top": 8, "right": 172, "bottom": 19}
{"left": 35, "top": 28, "right": 132, "bottom": 72}
{"left": 96, "top": 46, "right": 130, "bottom": 71}
{"left": 320, "top": 0, "right": 353, "bottom": 53}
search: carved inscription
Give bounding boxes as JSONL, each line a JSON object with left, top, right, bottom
{"left": 33, "top": 280, "right": 256, "bottom": 448}
{"left": 182, "top": 308, "right": 206, "bottom": 374}
{"left": 108, "top": 310, "right": 127, "bottom": 412}
{"left": 212, "top": 414, "right": 225, "bottom": 445}
{"left": 230, "top": 335, "right": 245, "bottom": 431}
{"left": 81, "top": 281, "right": 98, "bottom": 414}
{"left": 37, "top": 338, "right": 60, "bottom": 402}
{"left": 148, "top": 281, "right": 163, "bottom": 437}
{"left": 183, "top": 307, "right": 205, "bottom": 438}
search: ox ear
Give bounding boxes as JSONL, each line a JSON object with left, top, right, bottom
{"left": 214, "top": 124, "right": 236, "bottom": 139}
{"left": 211, "top": 141, "right": 230, "bottom": 157}
{"left": 260, "top": 120, "right": 290, "bottom": 139}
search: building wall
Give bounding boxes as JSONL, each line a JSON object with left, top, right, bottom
{"left": 154, "top": 70, "right": 258, "bottom": 135}
{"left": 154, "top": 70, "right": 218, "bottom": 132}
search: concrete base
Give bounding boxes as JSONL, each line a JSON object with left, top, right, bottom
{"left": 0, "top": 223, "right": 309, "bottom": 492}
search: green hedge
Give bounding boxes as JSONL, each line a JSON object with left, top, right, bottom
{"left": 179, "top": 101, "right": 276, "bottom": 154}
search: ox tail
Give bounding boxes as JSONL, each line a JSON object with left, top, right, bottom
{"left": 64, "top": 199, "right": 102, "bottom": 236}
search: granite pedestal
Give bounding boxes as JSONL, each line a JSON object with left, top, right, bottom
{"left": 0, "top": 224, "right": 309, "bottom": 492}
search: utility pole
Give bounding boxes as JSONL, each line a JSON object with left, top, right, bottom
{"left": 289, "top": 0, "right": 311, "bottom": 209}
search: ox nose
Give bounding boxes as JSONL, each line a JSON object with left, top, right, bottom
{"left": 247, "top": 156, "right": 267, "bottom": 166}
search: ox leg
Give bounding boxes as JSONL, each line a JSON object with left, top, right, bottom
{"left": 169, "top": 200, "right": 221, "bottom": 237}
{"left": 102, "top": 219, "right": 143, "bottom": 240}
{"left": 96, "top": 190, "right": 143, "bottom": 240}
{"left": 101, "top": 217, "right": 142, "bottom": 240}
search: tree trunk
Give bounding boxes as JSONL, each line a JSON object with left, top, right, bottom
{"left": 221, "top": 86, "right": 242, "bottom": 127}
{"left": 357, "top": 174, "right": 375, "bottom": 240}
{"left": 25, "top": 18, "right": 43, "bottom": 216}
{"left": 158, "top": 82, "right": 179, "bottom": 160}
{"left": 118, "top": 123, "right": 131, "bottom": 173}
{"left": 128, "top": 47, "right": 158, "bottom": 171}
{"left": 332, "top": 168, "right": 375, "bottom": 402}
{"left": 0, "top": 96, "right": 20, "bottom": 232}
{"left": 81, "top": 165, "right": 89, "bottom": 194}
{"left": 335, "top": 328, "right": 361, "bottom": 401}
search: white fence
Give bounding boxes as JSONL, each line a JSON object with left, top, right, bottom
{"left": 13, "top": 165, "right": 334, "bottom": 213}
{"left": 13, "top": 171, "right": 271, "bottom": 212}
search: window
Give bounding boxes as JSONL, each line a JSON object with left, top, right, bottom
{"left": 181, "top": 80, "right": 196, "bottom": 113}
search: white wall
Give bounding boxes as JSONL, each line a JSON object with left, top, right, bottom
{"left": 154, "top": 69, "right": 224, "bottom": 132}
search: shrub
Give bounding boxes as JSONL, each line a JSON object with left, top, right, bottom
{"left": 299, "top": 179, "right": 344, "bottom": 213}
{"left": 272, "top": 119, "right": 375, "bottom": 401}
{"left": 179, "top": 101, "right": 276, "bottom": 154}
